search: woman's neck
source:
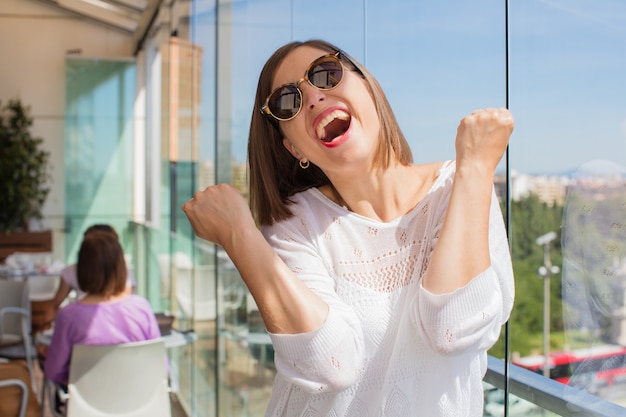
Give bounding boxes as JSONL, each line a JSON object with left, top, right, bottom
{"left": 80, "top": 291, "right": 129, "bottom": 304}
{"left": 321, "top": 162, "right": 442, "bottom": 222}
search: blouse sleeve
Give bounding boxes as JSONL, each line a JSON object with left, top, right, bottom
{"left": 262, "top": 218, "right": 365, "bottom": 393}
{"left": 44, "top": 307, "right": 74, "bottom": 384}
{"left": 145, "top": 303, "right": 162, "bottom": 339}
{"left": 414, "top": 188, "right": 515, "bottom": 355}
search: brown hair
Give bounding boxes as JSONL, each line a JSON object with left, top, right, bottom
{"left": 248, "top": 39, "right": 413, "bottom": 226}
{"left": 83, "top": 223, "right": 118, "bottom": 239}
{"left": 76, "top": 230, "right": 127, "bottom": 296}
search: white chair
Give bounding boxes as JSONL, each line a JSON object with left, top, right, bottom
{"left": 157, "top": 252, "right": 192, "bottom": 300}
{"left": 0, "top": 378, "right": 29, "bottom": 417}
{"left": 176, "top": 265, "right": 218, "bottom": 321}
{"left": 0, "top": 280, "right": 36, "bottom": 393}
{"left": 45, "top": 339, "right": 171, "bottom": 417}
{"left": 27, "top": 275, "right": 61, "bottom": 302}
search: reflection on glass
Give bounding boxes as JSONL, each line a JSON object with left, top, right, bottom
{"left": 560, "top": 160, "right": 626, "bottom": 405}
{"left": 509, "top": 0, "right": 626, "bottom": 411}
{"left": 64, "top": 58, "right": 135, "bottom": 261}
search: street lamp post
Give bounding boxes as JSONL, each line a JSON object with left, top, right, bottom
{"left": 536, "top": 231, "right": 560, "bottom": 379}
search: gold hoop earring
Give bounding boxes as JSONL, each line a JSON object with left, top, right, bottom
{"left": 299, "top": 159, "right": 310, "bottom": 169}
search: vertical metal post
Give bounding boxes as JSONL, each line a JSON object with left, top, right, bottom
{"left": 536, "top": 231, "right": 558, "bottom": 379}
{"left": 542, "top": 244, "right": 551, "bottom": 379}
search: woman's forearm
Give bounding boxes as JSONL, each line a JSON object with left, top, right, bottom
{"left": 422, "top": 163, "right": 494, "bottom": 294}
{"left": 423, "top": 108, "right": 513, "bottom": 294}
{"left": 224, "top": 224, "right": 328, "bottom": 334}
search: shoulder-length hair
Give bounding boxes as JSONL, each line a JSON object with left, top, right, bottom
{"left": 83, "top": 223, "right": 118, "bottom": 239}
{"left": 77, "top": 230, "right": 127, "bottom": 296}
{"left": 248, "top": 39, "right": 413, "bottom": 226}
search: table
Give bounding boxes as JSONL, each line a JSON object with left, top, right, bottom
{"left": 162, "top": 329, "right": 198, "bottom": 349}
{"left": 0, "top": 252, "right": 64, "bottom": 302}
{"left": 0, "top": 252, "right": 64, "bottom": 279}
{"left": 161, "top": 329, "right": 197, "bottom": 392}
{"left": 0, "top": 264, "right": 62, "bottom": 334}
{"left": 246, "top": 332, "right": 274, "bottom": 382}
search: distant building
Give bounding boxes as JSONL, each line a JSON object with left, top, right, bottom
{"left": 198, "top": 160, "right": 248, "bottom": 200}
{"left": 232, "top": 162, "right": 249, "bottom": 199}
{"left": 495, "top": 171, "right": 569, "bottom": 206}
{"left": 199, "top": 160, "right": 215, "bottom": 191}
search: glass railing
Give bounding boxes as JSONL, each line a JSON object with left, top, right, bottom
{"left": 126, "top": 221, "right": 626, "bottom": 417}
{"left": 485, "top": 356, "right": 626, "bottom": 417}
{"left": 54, "top": 220, "right": 623, "bottom": 417}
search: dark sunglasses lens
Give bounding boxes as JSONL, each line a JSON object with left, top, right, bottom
{"left": 308, "top": 57, "right": 343, "bottom": 89}
{"left": 267, "top": 55, "right": 344, "bottom": 120}
{"left": 268, "top": 85, "right": 301, "bottom": 120}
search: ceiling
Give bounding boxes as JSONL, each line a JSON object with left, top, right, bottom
{"left": 36, "top": 0, "right": 162, "bottom": 38}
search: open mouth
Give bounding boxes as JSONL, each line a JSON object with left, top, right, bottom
{"left": 315, "top": 109, "right": 351, "bottom": 143}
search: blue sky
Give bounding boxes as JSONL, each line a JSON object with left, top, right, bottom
{"left": 195, "top": 0, "right": 626, "bottom": 175}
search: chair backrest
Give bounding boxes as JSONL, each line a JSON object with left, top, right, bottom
{"left": 176, "top": 265, "right": 218, "bottom": 321}
{"left": 0, "top": 281, "right": 30, "bottom": 337}
{"left": 27, "top": 275, "right": 60, "bottom": 301}
{"left": 0, "top": 360, "right": 41, "bottom": 417}
{"left": 67, "top": 339, "right": 171, "bottom": 417}
{"left": 0, "top": 378, "right": 28, "bottom": 417}
{"left": 157, "top": 252, "right": 192, "bottom": 301}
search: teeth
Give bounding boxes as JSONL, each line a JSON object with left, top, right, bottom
{"left": 316, "top": 110, "right": 350, "bottom": 140}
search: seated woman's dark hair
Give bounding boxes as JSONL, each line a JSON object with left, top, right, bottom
{"left": 83, "top": 223, "right": 118, "bottom": 239}
{"left": 76, "top": 230, "right": 127, "bottom": 296}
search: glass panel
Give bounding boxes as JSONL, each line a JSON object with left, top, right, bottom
{"left": 363, "top": 0, "right": 510, "bottom": 401}
{"left": 365, "top": 2, "right": 507, "bottom": 162}
{"left": 509, "top": 0, "right": 626, "bottom": 410}
{"left": 142, "top": 26, "right": 172, "bottom": 316}
{"left": 64, "top": 0, "right": 626, "bottom": 415}
{"left": 187, "top": 0, "right": 509, "bottom": 416}
{"left": 168, "top": 5, "right": 218, "bottom": 414}
{"left": 180, "top": 0, "right": 505, "bottom": 416}
{"left": 483, "top": 381, "right": 559, "bottom": 417}
{"left": 64, "top": 58, "right": 136, "bottom": 260}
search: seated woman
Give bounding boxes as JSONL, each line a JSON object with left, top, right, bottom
{"left": 32, "top": 224, "right": 135, "bottom": 336}
{"left": 51, "top": 224, "right": 135, "bottom": 310}
{"left": 44, "top": 230, "right": 161, "bottom": 385}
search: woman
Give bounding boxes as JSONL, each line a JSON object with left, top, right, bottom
{"left": 183, "top": 39, "right": 515, "bottom": 416}
{"left": 44, "top": 231, "right": 160, "bottom": 385}
{"left": 51, "top": 224, "right": 135, "bottom": 309}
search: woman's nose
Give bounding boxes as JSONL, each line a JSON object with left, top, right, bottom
{"left": 299, "top": 82, "right": 326, "bottom": 110}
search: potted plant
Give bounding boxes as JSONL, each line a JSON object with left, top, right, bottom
{"left": 0, "top": 98, "right": 52, "bottom": 261}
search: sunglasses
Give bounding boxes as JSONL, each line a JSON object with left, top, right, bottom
{"left": 260, "top": 51, "right": 362, "bottom": 122}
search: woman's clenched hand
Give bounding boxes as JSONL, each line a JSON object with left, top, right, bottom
{"left": 182, "top": 184, "right": 257, "bottom": 250}
{"left": 455, "top": 108, "right": 514, "bottom": 173}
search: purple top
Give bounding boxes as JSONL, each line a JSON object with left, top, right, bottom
{"left": 44, "top": 294, "right": 161, "bottom": 384}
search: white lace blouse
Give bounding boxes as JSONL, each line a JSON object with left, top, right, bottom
{"left": 261, "top": 161, "right": 515, "bottom": 417}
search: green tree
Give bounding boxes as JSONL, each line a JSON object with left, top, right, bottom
{"left": 491, "top": 193, "right": 564, "bottom": 358}
{"left": 0, "top": 99, "right": 51, "bottom": 232}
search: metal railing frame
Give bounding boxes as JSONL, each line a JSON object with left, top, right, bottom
{"left": 485, "top": 356, "right": 626, "bottom": 416}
